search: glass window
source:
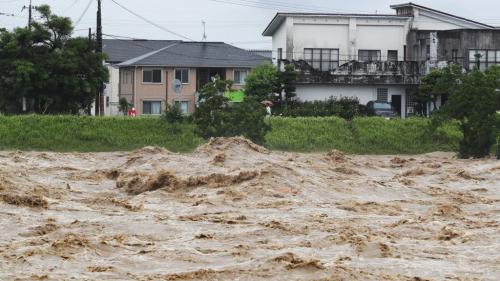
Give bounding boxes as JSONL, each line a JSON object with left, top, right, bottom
{"left": 143, "top": 69, "right": 162, "bottom": 83}
{"left": 174, "top": 101, "right": 189, "bottom": 115}
{"left": 388, "top": 50, "right": 398, "bottom": 61}
{"left": 358, "top": 50, "right": 381, "bottom": 62}
{"left": 374, "top": 102, "right": 392, "bottom": 110}
{"left": 143, "top": 101, "right": 162, "bottom": 115}
{"left": 175, "top": 69, "right": 189, "bottom": 84}
{"left": 377, "top": 88, "right": 389, "bottom": 102}
{"left": 304, "top": 48, "right": 339, "bottom": 71}
{"left": 233, "top": 69, "right": 248, "bottom": 85}
{"left": 488, "top": 51, "right": 496, "bottom": 62}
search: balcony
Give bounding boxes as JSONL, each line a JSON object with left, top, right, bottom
{"left": 287, "top": 60, "right": 427, "bottom": 85}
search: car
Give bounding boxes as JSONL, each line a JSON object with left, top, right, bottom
{"left": 366, "top": 101, "right": 398, "bottom": 118}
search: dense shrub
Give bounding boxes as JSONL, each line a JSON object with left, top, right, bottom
{"left": 280, "top": 96, "right": 363, "bottom": 120}
{"left": 193, "top": 78, "right": 270, "bottom": 144}
{"left": 431, "top": 66, "right": 500, "bottom": 158}
{"left": 162, "top": 103, "right": 185, "bottom": 124}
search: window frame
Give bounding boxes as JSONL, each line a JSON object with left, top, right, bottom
{"left": 387, "top": 50, "right": 398, "bottom": 62}
{"left": 174, "top": 100, "right": 189, "bottom": 115}
{"left": 358, "top": 50, "right": 382, "bottom": 62}
{"left": 175, "top": 68, "right": 190, "bottom": 84}
{"left": 142, "top": 68, "right": 163, "bottom": 84}
{"left": 142, "top": 100, "right": 162, "bottom": 115}
{"left": 303, "top": 48, "right": 339, "bottom": 72}
{"left": 468, "top": 49, "right": 500, "bottom": 70}
{"left": 377, "top": 88, "right": 389, "bottom": 102}
{"left": 233, "top": 69, "right": 249, "bottom": 85}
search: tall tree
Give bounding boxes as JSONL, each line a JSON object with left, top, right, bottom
{"left": 433, "top": 66, "right": 500, "bottom": 158}
{"left": 0, "top": 5, "right": 108, "bottom": 114}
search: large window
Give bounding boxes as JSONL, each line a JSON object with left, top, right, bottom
{"left": 143, "top": 68, "right": 162, "bottom": 83}
{"left": 358, "top": 50, "right": 381, "bottom": 62}
{"left": 304, "top": 48, "right": 339, "bottom": 71}
{"left": 233, "top": 69, "right": 248, "bottom": 85}
{"left": 175, "top": 68, "right": 189, "bottom": 84}
{"left": 174, "top": 101, "right": 189, "bottom": 115}
{"left": 143, "top": 101, "right": 162, "bottom": 115}
{"left": 469, "top": 49, "right": 500, "bottom": 71}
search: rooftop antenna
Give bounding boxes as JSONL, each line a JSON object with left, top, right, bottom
{"left": 202, "top": 20, "right": 207, "bottom": 41}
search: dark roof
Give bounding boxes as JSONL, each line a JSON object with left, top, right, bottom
{"left": 390, "top": 2, "right": 494, "bottom": 29}
{"left": 103, "top": 39, "right": 180, "bottom": 63}
{"left": 118, "top": 41, "right": 268, "bottom": 68}
{"left": 262, "top": 13, "right": 410, "bottom": 36}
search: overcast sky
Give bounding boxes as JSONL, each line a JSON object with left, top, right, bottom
{"left": 1, "top": 0, "right": 499, "bottom": 49}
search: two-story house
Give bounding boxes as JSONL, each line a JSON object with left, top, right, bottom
{"left": 263, "top": 2, "right": 499, "bottom": 117}
{"left": 103, "top": 40, "right": 268, "bottom": 116}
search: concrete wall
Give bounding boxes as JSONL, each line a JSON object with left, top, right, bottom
{"left": 295, "top": 84, "right": 406, "bottom": 105}
{"left": 278, "top": 15, "right": 410, "bottom": 64}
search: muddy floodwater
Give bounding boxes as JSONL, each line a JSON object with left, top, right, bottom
{"left": 0, "top": 138, "right": 499, "bottom": 281}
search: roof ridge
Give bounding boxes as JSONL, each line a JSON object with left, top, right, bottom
{"left": 118, "top": 43, "right": 179, "bottom": 66}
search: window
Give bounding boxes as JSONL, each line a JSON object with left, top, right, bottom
{"left": 121, "top": 71, "right": 132, "bottom": 84}
{"left": 143, "top": 68, "right": 162, "bottom": 83}
{"left": 143, "top": 101, "right": 162, "bottom": 115}
{"left": 304, "top": 48, "right": 339, "bottom": 71}
{"left": 174, "top": 101, "right": 189, "bottom": 115}
{"left": 377, "top": 88, "right": 388, "bottom": 102}
{"left": 469, "top": 49, "right": 500, "bottom": 70}
{"left": 358, "top": 50, "right": 381, "bottom": 62}
{"left": 233, "top": 69, "right": 248, "bottom": 85}
{"left": 452, "top": 49, "right": 458, "bottom": 62}
{"left": 387, "top": 50, "right": 398, "bottom": 62}
{"left": 175, "top": 68, "right": 189, "bottom": 84}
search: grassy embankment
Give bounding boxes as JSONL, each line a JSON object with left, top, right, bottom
{"left": 0, "top": 115, "right": 462, "bottom": 154}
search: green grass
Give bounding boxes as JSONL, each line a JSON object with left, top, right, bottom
{"left": 265, "top": 116, "right": 462, "bottom": 154}
{"left": 0, "top": 115, "right": 203, "bottom": 153}
{"left": 0, "top": 115, "right": 463, "bottom": 154}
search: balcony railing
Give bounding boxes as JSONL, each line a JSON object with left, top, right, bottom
{"left": 286, "top": 60, "right": 428, "bottom": 85}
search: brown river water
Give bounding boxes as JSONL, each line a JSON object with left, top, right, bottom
{"left": 0, "top": 137, "right": 499, "bottom": 280}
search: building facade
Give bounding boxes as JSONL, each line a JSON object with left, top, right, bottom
{"left": 263, "top": 2, "right": 497, "bottom": 118}
{"left": 115, "top": 41, "right": 268, "bottom": 116}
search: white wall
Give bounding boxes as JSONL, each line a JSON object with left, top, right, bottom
{"left": 295, "top": 84, "right": 406, "bottom": 105}
{"left": 272, "top": 22, "right": 287, "bottom": 64}
{"left": 104, "top": 64, "right": 120, "bottom": 116}
{"left": 412, "top": 9, "right": 488, "bottom": 30}
{"left": 288, "top": 15, "right": 409, "bottom": 63}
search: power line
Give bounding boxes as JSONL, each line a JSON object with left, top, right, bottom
{"left": 109, "top": 0, "right": 194, "bottom": 41}
{"left": 74, "top": 0, "right": 92, "bottom": 26}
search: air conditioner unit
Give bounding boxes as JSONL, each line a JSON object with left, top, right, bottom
{"left": 407, "top": 107, "right": 414, "bottom": 114}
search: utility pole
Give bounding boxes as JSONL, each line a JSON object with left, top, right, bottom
{"left": 95, "top": 0, "right": 104, "bottom": 116}
{"left": 22, "top": 0, "right": 35, "bottom": 29}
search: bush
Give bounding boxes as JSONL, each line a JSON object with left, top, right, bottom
{"left": 280, "top": 96, "right": 362, "bottom": 120}
{"left": 193, "top": 78, "right": 270, "bottom": 144}
{"left": 162, "top": 103, "right": 185, "bottom": 124}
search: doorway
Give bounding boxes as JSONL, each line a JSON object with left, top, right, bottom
{"left": 391, "top": 95, "right": 402, "bottom": 117}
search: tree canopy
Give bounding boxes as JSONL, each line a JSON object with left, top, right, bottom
{"left": 431, "top": 65, "right": 500, "bottom": 158}
{"left": 0, "top": 5, "right": 108, "bottom": 114}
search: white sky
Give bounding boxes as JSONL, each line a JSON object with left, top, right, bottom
{"left": 1, "top": 0, "right": 499, "bottom": 49}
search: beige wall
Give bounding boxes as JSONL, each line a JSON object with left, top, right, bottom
{"left": 124, "top": 66, "right": 254, "bottom": 115}
{"left": 167, "top": 68, "right": 197, "bottom": 114}
{"left": 226, "top": 67, "right": 250, "bottom": 90}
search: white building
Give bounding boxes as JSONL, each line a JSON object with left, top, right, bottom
{"left": 263, "top": 3, "right": 494, "bottom": 117}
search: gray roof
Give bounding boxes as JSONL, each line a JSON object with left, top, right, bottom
{"left": 248, "top": 50, "right": 273, "bottom": 60}
{"left": 117, "top": 41, "right": 269, "bottom": 68}
{"left": 103, "top": 39, "right": 180, "bottom": 63}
